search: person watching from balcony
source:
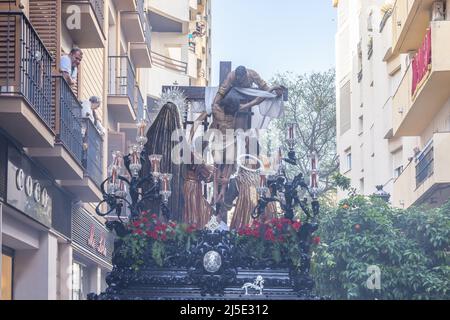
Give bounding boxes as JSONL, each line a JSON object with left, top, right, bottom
{"left": 82, "top": 96, "right": 105, "bottom": 136}
{"left": 60, "top": 48, "right": 83, "bottom": 87}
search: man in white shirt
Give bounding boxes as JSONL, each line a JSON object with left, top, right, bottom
{"left": 60, "top": 48, "right": 83, "bottom": 87}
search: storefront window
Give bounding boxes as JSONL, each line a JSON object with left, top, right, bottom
{"left": 72, "top": 262, "right": 88, "bottom": 300}
{"left": 1, "top": 248, "right": 14, "bottom": 300}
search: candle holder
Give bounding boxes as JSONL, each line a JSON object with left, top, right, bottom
{"left": 257, "top": 170, "right": 269, "bottom": 198}
{"left": 159, "top": 173, "right": 172, "bottom": 204}
{"left": 149, "top": 154, "right": 163, "bottom": 183}
{"left": 309, "top": 151, "right": 319, "bottom": 199}
{"left": 136, "top": 119, "right": 148, "bottom": 146}
{"left": 95, "top": 145, "right": 172, "bottom": 226}
{"left": 252, "top": 153, "right": 320, "bottom": 221}
{"left": 129, "top": 144, "right": 142, "bottom": 178}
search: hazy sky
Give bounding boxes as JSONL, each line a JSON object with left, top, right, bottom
{"left": 210, "top": 0, "right": 337, "bottom": 85}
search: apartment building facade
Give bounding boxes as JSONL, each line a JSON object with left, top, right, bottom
{"left": 0, "top": 0, "right": 211, "bottom": 300}
{"left": 334, "top": 0, "right": 450, "bottom": 209}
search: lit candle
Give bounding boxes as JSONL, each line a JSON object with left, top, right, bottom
{"left": 132, "top": 148, "right": 139, "bottom": 165}
{"left": 288, "top": 124, "right": 294, "bottom": 140}
{"left": 259, "top": 174, "right": 267, "bottom": 188}
{"left": 111, "top": 166, "right": 117, "bottom": 185}
{"left": 137, "top": 119, "right": 147, "bottom": 137}
{"left": 160, "top": 174, "right": 172, "bottom": 192}
{"left": 310, "top": 151, "right": 319, "bottom": 189}
{"left": 149, "top": 155, "right": 162, "bottom": 175}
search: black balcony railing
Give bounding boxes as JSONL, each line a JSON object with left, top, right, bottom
{"left": 108, "top": 56, "right": 136, "bottom": 105}
{"left": 416, "top": 142, "right": 434, "bottom": 187}
{"left": 82, "top": 118, "right": 103, "bottom": 187}
{"left": 142, "top": 15, "right": 152, "bottom": 49}
{"left": 54, "top": 76, "right": 83, "bottom": 165}
{"left": 135, "top": 85, "right": 144, "bottom": 119}
{"left": 0, "top": 12, "right": 53, "bottom": 129}
{"left": 151, "top": 51, "right": 188, "bottom": 74}
{"left": 90, "top": 0, "right": 104, "bottom": 32}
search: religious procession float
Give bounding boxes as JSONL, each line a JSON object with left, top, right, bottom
{"left": 89, "top": 66, "right": 323, "bottom": 300}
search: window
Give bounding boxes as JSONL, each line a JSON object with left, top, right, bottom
{"left": 1, "top": 247, "right": 14, "bottom": 300}
{"left": 367, "top": 11, "right": 373, "bottom": 32}
{"left": 340, "top": 81, "right": 351, "bottom": 134}
{"left": 72, "top": 262, "right": 89, "bottom": 300}
{"left": 358, "top": 116, "right": 364, "bottom": 135}
{"left": 345, "top": 149, "right": 352, "bottom": 172}
{"left": 359, "top": 178, "right": 365, "bottom": 194}
{"left": 394, "top": 166, "right": 404, "bottom": 178}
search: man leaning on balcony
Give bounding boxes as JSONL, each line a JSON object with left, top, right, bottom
{"left": 60, "top": 48, "right": 83, "bottom": 87}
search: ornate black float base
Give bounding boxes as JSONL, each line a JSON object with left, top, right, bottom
{"left": 89, "top": 268, "right": 321, "bottom": 300}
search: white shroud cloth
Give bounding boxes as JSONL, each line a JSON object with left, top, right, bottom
{"left": 192, "top": 87, "right": 284, "bottom": 129}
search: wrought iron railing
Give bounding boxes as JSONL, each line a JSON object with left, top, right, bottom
{"left": 0, "top": 12, "right": 53, "bottom": 129}
{"left": 90, "top": 0, "right": 104, "bottom": 32}
{"left": 142, "top": 15, "right": 152, "bottom": 49}
{"left": 82, "top": 118, "right": 103, "bottom": 187}
{"left": 135, "top": 85, "right": 144, "bottom": 119}
{"left": 416, "top": 141, "right": 434, "bottom": 187}
{"left": 54, "top": 76, "right": 83, "bottom": 165}
{"left": 150, "top": 51, "right": 188, "bottom": 74}
{"left": 108, "top": 56, "right": 136, "bottom": 104}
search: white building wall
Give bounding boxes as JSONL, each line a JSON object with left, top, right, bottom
{"left": 335, "top": 0, "right": 421, "bottom": 202}
{"left": 14, "top": 232, "right": 58, "bottom": 300}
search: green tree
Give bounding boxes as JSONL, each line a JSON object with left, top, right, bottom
{"left": 264, "top": 70, "right": 338, "bottom": 194}
{"left": 312, "top": 196, "right": 450, "bottom": 300}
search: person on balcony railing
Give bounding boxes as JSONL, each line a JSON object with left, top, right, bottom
{"left": 60, "top": 48, "right": 83, "bottom": 88}
{"left": 81, "top": 96, "right": 105, "bottom": 137}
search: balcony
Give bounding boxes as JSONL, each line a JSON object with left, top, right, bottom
{"left": 130, "top": 4, "right": 152, "bottom": 68}
{"left": 111, "top": 0, "right": 136, "bottom": 11}
{"left": 121, "top": 0, "right": 145, "bottom": 43}
{"left": 392, "top": 21, "right": 450, "bottom": 137}
{"left": 393, "top": 132, "right": 450, "bottom": 208}
{"left": 62, "top": 0, "right": 106, "bottom": 48}
{"left": 108, "top": 56, "right": 137, "bottom": 123}
{"left": 60, "top": 118, "right": 103, "bottom": 202}
{"left": 28, "top": 76, "right": 84, "bottom": 180}
{"left": 391, "top": 0, "right": 435, "bottom": 55}
{"left": 187, "top": 49, "right": 198, "bottom": 79}
{"left": 148, "top": 0, "right": 189, "bottom": 23}
{"left": 151, "top": 51, "right": 188, "bottom": 74}
{"left": 0, "top": 12, "right": 54, "bottom": 148}
{"left": 135, "top": 85, "right": 144, "bottom": 120}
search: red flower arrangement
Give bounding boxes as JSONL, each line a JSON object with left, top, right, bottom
{"left": 237, "top": 218, "right": 302, "bottom": 243}
{"left": 128, "top": 211, "right": 197, "bottom": 242}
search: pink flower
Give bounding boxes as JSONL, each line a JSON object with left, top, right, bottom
{"left": 264, "top": 228, "right": 275, "bottom": 241}
{"left": 146, "top": 231, "right": 156, "bottom": 239}
{"left": 292, "top": 221, "right": 301, "bottom": 232}
{"left": 132, "top": 221, "right": 141, "bottom": 228}
{"left": 313, "top": 236, "right": 321, "bottom": 245}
